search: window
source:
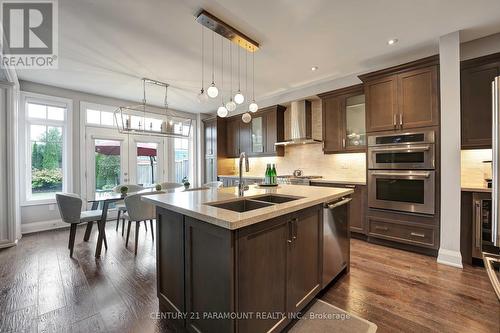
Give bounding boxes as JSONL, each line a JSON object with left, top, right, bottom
{"left": 83, "top": 102, "right": 117, "bottom": 128}
{"left": 21, "top": 94, "right": 72, "bottom": 204}
{"left": 173, "top": 123, "right": 193, "bottom": 184}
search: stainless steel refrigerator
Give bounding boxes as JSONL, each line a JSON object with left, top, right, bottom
{"left": 485, "top": 76, "right": 500, "bottom": 300}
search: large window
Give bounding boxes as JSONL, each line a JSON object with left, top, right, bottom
{"left": 22, "top": 94, "right": 71, "bottom": 204}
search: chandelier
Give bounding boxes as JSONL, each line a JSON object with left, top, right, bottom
{"left": 196, "top": 10, "right": 260, "bottom": 123}
{"left": 114, "top": 78, "right": 192, "bottom": 138}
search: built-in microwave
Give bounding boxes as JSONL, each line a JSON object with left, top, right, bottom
{"left": 368, "top": 170, "right": 435, "bottom": 215}
{"left": 368, "top": 130, "right": 436, "bottom": 170}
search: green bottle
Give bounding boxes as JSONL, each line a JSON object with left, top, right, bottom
{"left": 265, "top": 164, "right": 271, "bottom": 184}
{"left": 271, "top": 164, "right": 277, "bottom": 184}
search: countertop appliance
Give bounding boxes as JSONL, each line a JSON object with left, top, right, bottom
{"left": 367, "top": 130, "right": 436, "bottom": 215}
{"left": 322, "top": 196, "right": 351, "bottom": 288}
{"left": 485, "top": 76, "right": 500, "bottom": 300}
{"left": 277, "top": 175, "right": 322, "bottom": 185}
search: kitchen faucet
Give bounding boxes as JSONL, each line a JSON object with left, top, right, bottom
{"left": 238, "top": 152, "right": 249, "bottom": 196}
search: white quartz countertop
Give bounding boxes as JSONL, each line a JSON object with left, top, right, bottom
{"left": 218, "top": 175, "right": 366, "bottom": 185}
{"left": 142, "top": 184, "right": 353, "bottom": 230}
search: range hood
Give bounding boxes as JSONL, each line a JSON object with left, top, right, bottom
{"left": 275, "top": 100, "right": 322, "bottom": 146}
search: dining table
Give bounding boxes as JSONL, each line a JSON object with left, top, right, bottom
{"left": 87, "top": 188, "right": 174, "bottom": 257}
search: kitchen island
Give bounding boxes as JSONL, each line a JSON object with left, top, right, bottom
{"left": 143, "top": 184, "right": 353, "bottom": 333}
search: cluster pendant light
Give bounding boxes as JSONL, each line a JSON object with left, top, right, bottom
{"left": 196, "top": 10, "right": 259, "bottom": 121}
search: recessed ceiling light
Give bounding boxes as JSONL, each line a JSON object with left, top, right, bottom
{"left": 387, "top": 38, "right": 398, "bottom": 45}
{"left": 311, "top": 66, "right": 319, "bottom": 71}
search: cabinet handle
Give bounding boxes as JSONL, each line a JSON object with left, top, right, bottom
{"left": 287, "top": 220, "right": 293, "bottom": 243}
{"left": 410, "top": 232, "right": 425, "bottom": 238}
{"left": 342, "top": 138, "right": 346, "bottom": 148}
{"left": 375, "top": 226, "right": 388, "bottom": 231}
{"left": 399, "top": 114, "right": 403, "bottom": 128}
{"left": 393, "top": 114, "right": 397, "bottom": 129}
{"left": 292, "top": 218, "right": 298, "bottom": 240}
{"left": 475, "top": 200, "right": 482, "bottom": 248}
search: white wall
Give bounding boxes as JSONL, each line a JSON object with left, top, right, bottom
{"left": 19, "top": 81, "right": 198, "bottom": 232}
{"left": 438, "top": 32, "right": 463, "bottom": 268}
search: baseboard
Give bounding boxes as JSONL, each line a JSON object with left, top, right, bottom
{"left": 437, "top": 248, "right": 463, "bottom": 268}
{"left": 21, "top": 219, "right": 68, "bottom": 234}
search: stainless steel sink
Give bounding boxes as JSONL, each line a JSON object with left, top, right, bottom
{"left": 250, "top": 194, "right": 303, "bottom": 204}
{"left": 207, "top": 199, "right": 275, "bottom": 213}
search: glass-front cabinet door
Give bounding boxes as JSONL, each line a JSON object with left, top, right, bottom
{"left": 344, "top": 94, "right": 366, "bottom": 149}
{"left": 251, "top": 116, "right": 264, "bottom": 154}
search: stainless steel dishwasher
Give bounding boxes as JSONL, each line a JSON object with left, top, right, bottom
{"left": 322, "top": 196, "right": 351, "bottom": 288}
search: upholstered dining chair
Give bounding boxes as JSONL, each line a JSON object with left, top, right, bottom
{"left": 56, "top": 193, "right": 106, "bottom": 257}
{"left": 123, "top": 192, "right": 160, "bottom": 255}
{"left": 203, "top": 181, "right": 223, "bottom": 188}
{"left": 112, "top": 184, "right": 145, "bottom": 235}
{"left": 160, "top": 182, "right": 183, "bottom": 190}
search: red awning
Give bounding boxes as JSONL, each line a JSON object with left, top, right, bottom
{"left": 95, "top": 144, "right": 157, "bottom": 157}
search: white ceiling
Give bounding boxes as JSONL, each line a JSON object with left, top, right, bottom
{"left": 16, "top": 0, "right": 500, "bottom": 113}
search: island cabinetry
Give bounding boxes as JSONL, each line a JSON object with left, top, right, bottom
{"left": 155, "top": 204, "right": 323, "bottom": 333}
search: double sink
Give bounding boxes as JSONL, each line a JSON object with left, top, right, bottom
{"left": 207, "top": 194, "right": 303, "bottom": 213}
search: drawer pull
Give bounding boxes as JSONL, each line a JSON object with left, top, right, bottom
{"left": 410, "top": 232, "right": 425, "bottom": 238}
{"left": 375, "top": 226, "right": 388, "bottom": 231}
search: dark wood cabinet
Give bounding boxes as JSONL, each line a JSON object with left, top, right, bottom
{"left": 237, "top": 216, "right": 289, "bottom": 333}
{"left": 461, "top": 53, "right": 500, "bottom": 149}
{"left": 202, "top": 117, "right": 227, "bottom": 184}
{"left": 319, "top": 84, "right": 366, "bottom": 153}
{"left": 286, "top": 207, "right": 322, "bottom": 312}
{"left": 226, "top": 117, "right": 241, "bottom": 157}
{"left": 156, "top": 204, "right": 324, "bottom": 333}
{"left": 223, "top": 105, "right": 286, "bottom": 158}
{"left": 314, "top": 182, "right": 367, "bottom": 234}
{"left": 360, "top": 55, "right": 439, "bottom": 133}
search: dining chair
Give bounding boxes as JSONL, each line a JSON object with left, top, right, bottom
{"left": 203, "top": 181, "right": 223, "bottom": 188}
{"left": 123, "top": 192, "right": 159, "bottom": 255}
{"left": 112, "top": 184, "right": 145, "bottom": 235}
{"left": 160, "top": 182, "right": 184, "bottom": 190}
{"left": 56, "top": 193, "right": 107, "bottom": 257}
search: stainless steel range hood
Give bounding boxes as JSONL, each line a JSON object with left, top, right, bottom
{"left": 275, "top": 100, "right": 322, "bottom": 146}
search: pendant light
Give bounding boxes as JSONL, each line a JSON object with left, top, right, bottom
{"left": 207, "top": 31, "right": 219, "bottom": 98}
{"left": 249, "top": 51, "right": 259, "bottom": 112}
{"left": 242, "top": 112, "right": 251, "bottom": 123}
{"left": 217, "top": 36, "right": 228, "bottom": 117}
{"left": 225, "top": 43, "right": 236, "bottom": 111}
{"left": 197, "top": 25, "right": 208, "bottom": 103}
{"left": 234, "top": 46, "right": 245, "bottom": 104}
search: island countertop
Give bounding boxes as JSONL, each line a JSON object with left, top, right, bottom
{"left": 142, "top": 184, "right": 353, "bottom": 230}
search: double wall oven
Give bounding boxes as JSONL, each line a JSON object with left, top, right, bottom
{"left": 368, "top": 130, "right": 436, "bottom": 215}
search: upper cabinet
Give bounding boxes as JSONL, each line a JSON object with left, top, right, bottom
{"left": 202, "top": 117, "right": 227, "bottom": 183}
{"left": 461, "top": 52, "right": 500, "bottom": 149}
{"left": 223, "top": 105, "right": 286, "bottom": 158}
{"left": 360, "top": 55, "right": 439, "bottom": 133}
{"left": 319, "top": 84, "right": 366, "bottom": 153}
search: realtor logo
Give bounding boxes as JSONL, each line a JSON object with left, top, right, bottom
{"left": 0, "top": 0, "right": 58, "bottom": 68}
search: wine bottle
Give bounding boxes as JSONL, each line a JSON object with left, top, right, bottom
{"left": 271, "top": 164, "right": 277, "bottom": 184}
{"left": 265, "top": 164, "right": 271, "bottom": 184}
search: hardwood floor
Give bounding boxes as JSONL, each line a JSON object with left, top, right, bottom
{"left": 322, "top": 239, "right": 500, "bottom": 333}
{"left": 0, "top": 224, "right": 498, "bottom": 333}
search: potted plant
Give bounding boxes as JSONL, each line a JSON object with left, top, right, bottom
{"left": 155, "top": 184, "right": 162, "bottom": 191}
{"left": 182, "top": 177, "right": 190, "bottom": 189}
{"left": 120, "top": 186, "right": 129, "bottom": 196}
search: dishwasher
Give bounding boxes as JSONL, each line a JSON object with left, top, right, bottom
{"left": 322, "top": 196, "right": 351, "bottom": 288}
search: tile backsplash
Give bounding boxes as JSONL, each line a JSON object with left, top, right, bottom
{"left": 224, "top": 144, "right": 366, "bottom": 182}
{"left": 461, "top": 149, "right": 492, "bottom": 188}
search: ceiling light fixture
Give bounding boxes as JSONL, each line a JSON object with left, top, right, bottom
{"left": 387, "top": 38, "right": 398, "bottom": 45}
{"left": 114, "top": 78, "right": 192, "bottom": 138}
{"left": 197, "top": 25, "right": 208, "bottom": 103}
{"left": 225, "top": 42, "right": 237, "bottom": 112}
{"left": 311, "top": 66, "right": 318, "bottom": 71}
{"left": 249, "top": 51, "right": 258, "bottom": 113}
{"left": 234, "top": 46, "right": 245, "bottom": 104}
{"left": 217, "top": 36, "right": 228, "bottom": 117}
{"left": 207, "top": 30, "right": 219, "bottom": 98}
{"left": 196, "top": 10, "right": 260, "bottom": 120}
